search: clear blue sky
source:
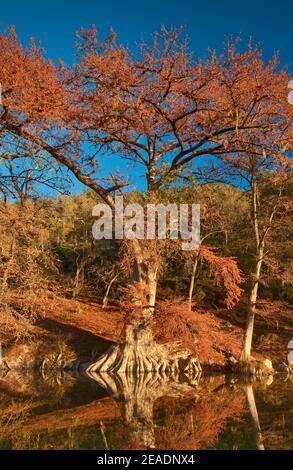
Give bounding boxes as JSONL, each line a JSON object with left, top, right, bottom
{"left": 1, "top": 0, "right": 292, "bottom": 68}
{"left": 1, "top": 0, "right": 292, "bottom": 196}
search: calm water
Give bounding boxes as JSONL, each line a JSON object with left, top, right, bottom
{"left": 0, "top": 371, "right": 292, "bottom": 450}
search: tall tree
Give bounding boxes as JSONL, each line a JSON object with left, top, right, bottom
{"left": 217, "top": 143, "right": 292, "bottom": 361}
{"left": 0, "top": 26, "right": 291, "bottom": 372}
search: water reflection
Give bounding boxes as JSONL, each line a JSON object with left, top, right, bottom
{"left": 88, "top": 370, "right": 201, "bottom": 449}
{"left": 244, "top": 384, "right": 265, "bottom": 450}
{"left": 0, "top": 369, "right": 291, "bottom": 450}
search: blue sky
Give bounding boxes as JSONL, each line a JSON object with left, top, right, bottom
{"left": 1, "top": 0, "right": 292, "bottom": 67}
{"left": 1, "top": 0, "right": 292, "bottom": 196}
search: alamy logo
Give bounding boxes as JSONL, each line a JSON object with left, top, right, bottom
{"left": 92, "top": 196, "right": 200, "bottom": 251}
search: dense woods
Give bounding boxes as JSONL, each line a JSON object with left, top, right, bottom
{"left": 0, "top": 26, "right": 292, "bottom": 375}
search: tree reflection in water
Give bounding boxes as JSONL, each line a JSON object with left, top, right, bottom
{"left": 0, "top": 370, "right": 289, "bottom": 450}
{"left": 87, "top": 369, "right": 245, "bottom": 450}
{"left": 243, "top": 383, "right": 265, "bottom": 450}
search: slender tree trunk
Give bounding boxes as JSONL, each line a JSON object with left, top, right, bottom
{"left": 241, "top": 243, "right": 264, "bottom": 361}
{"left": 241, "top": 174, "right": 281, "bottom": 363}
{"left": 188, "top": 255, "right": 199, "bottom": 313}
{"left": 146, "top": 264, "right": 157, "bottom": 316}
{"left": 241, "top": 180, "right": 263, "bottom": 361}
{"left": 74, "top": 266, "right": 81, "bottom": 292}
{"left": 73, "top": 262, "right": 84, "bottom": 298}
{"left": 0, "top": 224, "right": 16, "bottom": 300}
{"left": 102, "top": 273, "right": 118, "bottom": 309}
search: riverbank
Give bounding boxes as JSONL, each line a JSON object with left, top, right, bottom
{"left": 1, "top": 295, "right": 291, "bottom": 375}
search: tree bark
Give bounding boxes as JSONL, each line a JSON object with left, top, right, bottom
{"left": 86, "top": 318, "right": 201, "bottom": 375}
{"left": 0, "top": 223, "right": 16, "bottom": 300}
{"left": 87, "top": 241, "right": 201, "bottom": 375}
{"left": 188, "top": 255, "right": 199, "bottom": 313}
{"left": 241, "top": 242, "right": 264, "bottom": 361}
{"left": 102, "top": 273, "right": 118, "bottom": 309}
{"left": 241, "top": 180, "right": 263, "bottom": 361}
{"left": 241, "top": 175, "right": 282, "bottom": 363}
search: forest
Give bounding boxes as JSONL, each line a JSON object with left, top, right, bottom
{"left": 0, "top": 25, "right": 292, "bottom": 381}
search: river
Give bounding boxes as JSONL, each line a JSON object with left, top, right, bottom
{"left": 0, "top": 372, "right": 291, "bottom": 450}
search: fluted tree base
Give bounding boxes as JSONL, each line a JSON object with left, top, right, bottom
{"left": 85, "top": 322, "right": 201, "bottom": 377}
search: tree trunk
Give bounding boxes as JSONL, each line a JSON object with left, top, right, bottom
{"left": 241, "top": 243, "right": 264, "bottom": 361}
{"left": 241, "top": 175, "right": 281, "bottom": 363}
{"left": 188, "top": 255, "right": 199, "bottom": 313}
{"left": 87, "top": 242, "right": 201, "bottom": 374}
{"left": 0, "top": 224, "right": 16, "bottom": 300}
{"left": 86, "top": 319, "right": 201, "bottom": 375}
{"left": 241, "top": 180, "right": 263, "bottom": 362}
{"left": 102, "top": 273, "right": 118, "bottom": 309}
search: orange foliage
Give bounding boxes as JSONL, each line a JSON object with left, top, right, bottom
{"left": 0, "top": 27, "right": 291, "bottom": 204}
{"left": 0, "top": 25, "right": 291, "bottom": 339}
{"left": 153, "top": 300, "right": 242, "bottom": 364}
{"left": 199, "top": 245, "right": 244, "bottom": 308}
{"left": 0, "top": 27, "right": 66, "bottom": 125}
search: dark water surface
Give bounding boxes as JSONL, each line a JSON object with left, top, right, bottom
{"left": 0, "top": 372, "right": 291, "bottom": 450}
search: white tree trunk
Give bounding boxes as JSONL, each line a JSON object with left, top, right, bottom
{"left": 241, "top": 180, "right": 263, "bottom": 362}
{"left": 188, "top": 255, "right": 199, "bottom": 313}
{"left": 241, "top": 244, "right": 264, "bottom": 361}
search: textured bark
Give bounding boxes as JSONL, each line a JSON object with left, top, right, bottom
{"left": 87, "top": 234, "right": 201, "bottom": 375}
{"left": 86, "top": 321, "right": 201, "bottom": 376}
{"left": 0, "top": 223, "right": 16, "bottom": 300}
{"left": 102, "top": 273, "right": 118, "bottom": 309}
{"left": 241, "top": 180, "right": 263, "bottom": 361}
{"left": 188, "top": 255, "right": 199, "bottom": 313}
{"left": 241, "top": 178, "right": 281, "bottom": 361}
{"left": 241, "top": 243, "right": 264, "bottom": 361}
